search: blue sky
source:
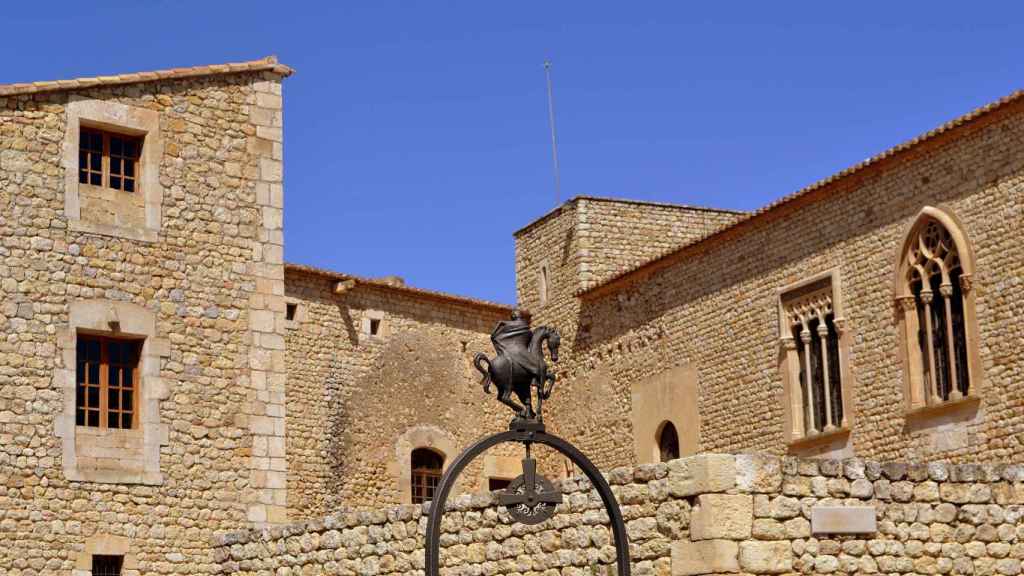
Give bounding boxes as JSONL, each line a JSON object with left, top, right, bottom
{"left": 3, "top": 2, "right": 1021, "bottom": 304}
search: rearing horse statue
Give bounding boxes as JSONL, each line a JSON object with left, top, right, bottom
{"left": 474, "top": 309, "right": 560, "bottom": 420}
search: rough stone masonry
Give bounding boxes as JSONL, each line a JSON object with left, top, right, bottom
{"left": 214, "top": 453, "right": 1024, "bottom": 576}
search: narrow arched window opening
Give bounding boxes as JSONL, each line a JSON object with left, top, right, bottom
{"left": 411, "top": 448, "right": 444, "bottom": 504}
{"left": 657, "top": 421, "right": 679, "bottom": 462}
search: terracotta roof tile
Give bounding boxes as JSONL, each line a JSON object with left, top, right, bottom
{"left": 579, "top": 88, "right": 1024, "bottom": 298}
{"left": 285, "top": 262, "right": 513, "bottom": 313}
{"left": 0, "top": 56, "right": 294, "bottom": 97}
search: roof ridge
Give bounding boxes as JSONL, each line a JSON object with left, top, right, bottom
{"left": 284, "top": 262, "right": 513, "bottom": 312}
{"left": 0, "top": 56, "right": 294, "bottom": 97}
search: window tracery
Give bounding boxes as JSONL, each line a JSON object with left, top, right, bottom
{"left": 781, "top": 281, "right": 846, "bottom": 437}
{"left": 895, "top": 209, "right": 978, "bottom": 409}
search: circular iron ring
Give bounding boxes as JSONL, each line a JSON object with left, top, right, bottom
{"left": 424, "top": 429, "right": 630, "bottom": 576}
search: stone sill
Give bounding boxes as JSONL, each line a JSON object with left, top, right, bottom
{"left": 787, "top": 426, "right": 851, "bottom": 453}
{"left": 905, "top": 395, "right": 981, "bottom": 422}
{"left": 69, "top": 217, "right": 158, "bottom": 243}
{"left": 76, "top": 426, "right": 144, "bottom": 439}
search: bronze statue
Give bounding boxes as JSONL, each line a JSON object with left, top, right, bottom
{"left": 474, "top": 309, "right": 560, "bottom": 420}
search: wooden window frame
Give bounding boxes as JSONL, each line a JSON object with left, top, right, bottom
{"left": 410, "top": 448, "right": 444, "bottom": 504}
{"left": 92, "top": 554, "right": 124, "bottom": 576}
{"left": 78, "top": 127, "right": 142, "bottom": 194}
{"left": 76, "top": 334, "right": 142, "bottom": 431}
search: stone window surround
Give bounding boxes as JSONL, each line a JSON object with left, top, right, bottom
{"left": 63, "top": 97, "right": 164, "bottom": 243}
{"left": 537, "top": 259, "right": 551, "bottom": 308}
{"left": 777, "top": 268, "right": 855, "bottom": 451}
{"left": 73, "top": 534, "right": 139, "bottom": 576}
{"left": 54, "top": 300, "right": 171, "bottom": 485}
{"left": 360, "top": 309, "right": 387, "bottom": 341}
{"left": 630, "top": 364, "right": 702, "bottom": 464}
{"left": 892, "top": 205, "right": 982, "bottom": 417}
{"left": 479, "top": 453, "right": 521, "bottom": 491}
{"left": 392, "top": 425, "right": 456, "bottom": 505}
{"left": 284, "top": 297, "right": 305, "bottom": 330}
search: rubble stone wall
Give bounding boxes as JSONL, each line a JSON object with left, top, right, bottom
{"left": 214, "top": 453, "right": 1024, "bottom": 576}
{"left": 0, "top": 70, "right": 288, "bottom": 575}
{"left": 573, "top": 198, "right": 744, "bottom": 291}
{"left": 520, "top": 100, "right": 1024, "bottom": 469}
{"left": 284, "top": 269, "right": 517, "bottom": 515}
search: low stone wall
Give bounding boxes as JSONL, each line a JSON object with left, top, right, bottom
{"left": 213, "top": 454, "right": 1024, "bottom": 575}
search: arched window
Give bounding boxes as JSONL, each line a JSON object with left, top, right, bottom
{"left": 895, "top": 207, "right": 978, "bottom": 409}
{"left": 657, "top": 421, "right": 679, "bottom": 462}
{"left": 410, "top": 448, "right": 444, "bottom": 504}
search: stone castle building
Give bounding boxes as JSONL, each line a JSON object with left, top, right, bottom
{"left": 1, "top": 57, "right": 1022, "bottom": 575}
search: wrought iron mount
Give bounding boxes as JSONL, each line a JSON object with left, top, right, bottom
{"left": 424, "top": 420, "right": 631, "bottom": 576}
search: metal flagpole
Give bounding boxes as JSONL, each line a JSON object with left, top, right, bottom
{"left": 544, "top": 60, "right": 561, "bottom": 206}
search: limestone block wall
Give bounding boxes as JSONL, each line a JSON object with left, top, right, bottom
{"left": 0, "top": 68, "right": 289, "bottom": 574}
{"left": 284, "top": 268, "right": 518, "bottom": 516}
{"left": 518, "top": 98, "right": 1024, "bottom": 469}
{"left": 213, "top": 453, "right": 1024, "bottom": 576}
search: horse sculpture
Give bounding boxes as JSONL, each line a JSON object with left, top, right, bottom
{"left": 473, "top": 310, "right": 560, "bottom": 420}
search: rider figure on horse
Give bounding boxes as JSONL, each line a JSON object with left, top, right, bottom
{"left": 475, "top": 309, "right": 560, "bottom": 420}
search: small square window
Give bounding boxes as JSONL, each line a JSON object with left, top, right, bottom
{"left": 79, "top": 127, "right": 142, "bottom": 193}
{"left": 92, "top": 555, "right": 124, "bottom": 576}
{"left": 369, "top": 318, "right": 381, "bottom": 336}
{"left": 488, "top": 477, "right": 512, "bottom": 492}
{"left": 285, "top": 303, "right": 298, "bottom": 322}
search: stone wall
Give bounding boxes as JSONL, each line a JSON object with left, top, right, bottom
{"left": 283, "top": 268, "right": 518, "bottom": 515}
{"left": 0, "top": 67, "right": 289, "bottom": 574}
{"left": 519, "top": 98, "right": 1024, "bottom": 469}
{"left": 573, "top": 197, "right": 744, "bottom": 291}
{"left": 213, "top": 453, "right": 1024, "bottom": 576}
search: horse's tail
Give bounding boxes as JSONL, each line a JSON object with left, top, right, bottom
{"left": 473, "top": 353, "right": 492, "bottom": 392}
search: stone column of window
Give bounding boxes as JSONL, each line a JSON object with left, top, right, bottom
{"left": 896, "top": 296, "right": 925, "bottom": 408}
{"left": 832, "top": 317, "right": 848, "bottom": 427}
{"left": 780, "top": 336, "right": 805, "bottom": 438}
{"left": 919, "top": 289, "right": 940, "bottom": 403}
{"left": 799, "top": 323, "right": 817, "bottom": 435}
{"left": 816, "top": 316, "right": 834, "bottom": 431}
{"left": 939, "top": 282, "right": 962, "bottom": 400}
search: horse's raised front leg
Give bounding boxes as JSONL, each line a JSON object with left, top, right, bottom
{"left": 542, "top": 372, "right": 556, "bottom": 399}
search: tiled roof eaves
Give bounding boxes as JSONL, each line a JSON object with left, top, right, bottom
{"left": 579, "top": 88, "right": 1024, "bottom": 300}
{"left": 513, "top": 195, "right": 745, "bottom": 237}
{"left": 0, "top": 56, "right": 294, "bottom": 97}
{"left": 284, "top": 262, "right": 513, "bottom": 313}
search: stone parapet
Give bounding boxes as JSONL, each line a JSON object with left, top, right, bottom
{"left": 212, "top": 453, "right": 1024, "bottom": 576}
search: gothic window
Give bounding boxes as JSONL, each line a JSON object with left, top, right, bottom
{"left": 76, "top": 335, "right": 141, "bottom": 429}
{"left": 657, "top": 421, "right": 680, "bottom": 462}
{"left": 895, "top": 208, "right": 978, "bottom": 410}
{"left": 780, "top": 273, "right": 849, "bottom": 441}
{"left": 410, "top": 448, "right": 444, "bottom": 504}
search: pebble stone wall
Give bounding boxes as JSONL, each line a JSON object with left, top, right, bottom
{"left": 0, "top": 69, "right": 289, "bottom": 574}
{"left": 284, "top": 268, "right": 521, "bottom": 515}
{"left": 213, "top": 453, "right": 1024, "bottom": 576}
{"left": 518, "top": 98, "right": 1024, "bottom": 470}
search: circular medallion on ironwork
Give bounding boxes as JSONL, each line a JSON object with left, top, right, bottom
{"left": 503, "top": 474, "right": 560, "bottom": 524}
